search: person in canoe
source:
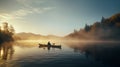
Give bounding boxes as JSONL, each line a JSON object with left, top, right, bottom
{"left": 47, "top": 41, "right": 51, "bottom": 46}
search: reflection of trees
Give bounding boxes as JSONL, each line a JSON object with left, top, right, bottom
{"left": 85, "top": 44, "right": 120, "bottom": 67}
{"left": 0, "top": 42, "right": 14, "bottom": 60}
{"left": 72, "top": 43, "right": 120, "bottom": 67}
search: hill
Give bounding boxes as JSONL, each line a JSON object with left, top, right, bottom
{"left": 14, "top": 32, "right": 61, "bottom": 40}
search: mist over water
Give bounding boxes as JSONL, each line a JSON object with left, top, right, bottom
{"left": 0, "top": 40, "right": 120, "bottom": 67}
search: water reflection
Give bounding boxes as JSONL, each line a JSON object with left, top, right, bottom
{"left": 0, "top": 42, "right": 14, "bottom": 60}
{"left": 1, "top": 41, "right": 120, "bottom": 67}
{"left": 39, "top": 46, "right": 62, "bottom": 50}
{"left": 70, "top": 42, "right": 120, "bottom": 67}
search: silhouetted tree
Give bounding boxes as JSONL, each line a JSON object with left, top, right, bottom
{"left": 101, "top": 16, "right": 105, "bottom": 23}
{"left": 0, "top": 22, "right": 15, "bottom": 44}
{"left": 84, "top": 24, "right": 91, "bottom": 32}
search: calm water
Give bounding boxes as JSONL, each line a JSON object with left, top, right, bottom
{"left": 0, "top": 41, "right": 120, "bottom": 67}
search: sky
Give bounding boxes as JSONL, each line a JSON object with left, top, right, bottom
{"left": 0, "top": 0, "right": 120, "bottom": 36}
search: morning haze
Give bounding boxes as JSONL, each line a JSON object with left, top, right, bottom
{"left": 0, "top": 0, "right": 120, "bottom": 67}
{"left": 0, "top": 0, "right": 120, "bottom": 36}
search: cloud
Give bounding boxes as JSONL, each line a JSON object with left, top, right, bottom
{"left": 0, "top": 0, "right": 55, "bottom": 22}
{"left": 16, "top": 0, "right": 45, "bottom": 8}
{"left": 0, "top": 8, "right": 50, "bottom": 22}
{"left": 0, "top": 9, "right": 28, "bottom": 22}
{"left": 0, "top": 14, "right": 14, "bottom": 22}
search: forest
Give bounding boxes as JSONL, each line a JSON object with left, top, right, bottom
{"left": 66, "top": 13, "right": 120, "bottom": 40}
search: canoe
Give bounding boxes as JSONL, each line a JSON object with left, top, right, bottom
{"left": 39, "top": 44, "right": 61, "bottom": 48}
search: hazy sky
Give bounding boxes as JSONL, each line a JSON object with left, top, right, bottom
{"left": 0, "top": 0, "right": 120, "bottom": 36}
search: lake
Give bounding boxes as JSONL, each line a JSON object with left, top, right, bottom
{"left": 0, "top": 41, "right": 120, "bottom": 67}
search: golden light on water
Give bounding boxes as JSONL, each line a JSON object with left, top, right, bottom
{"left": 16, "top": 40, "right": 61, "bottom": 44}
{"left": 0, "top": 49, "right": 3, "bottom": 57}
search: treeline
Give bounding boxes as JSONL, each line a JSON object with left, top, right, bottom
{"left": 66, "top": 13, "right": 120, "bottom": 40}
{"left": 0, "top": 22, "right": 15, "bottom": 44}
